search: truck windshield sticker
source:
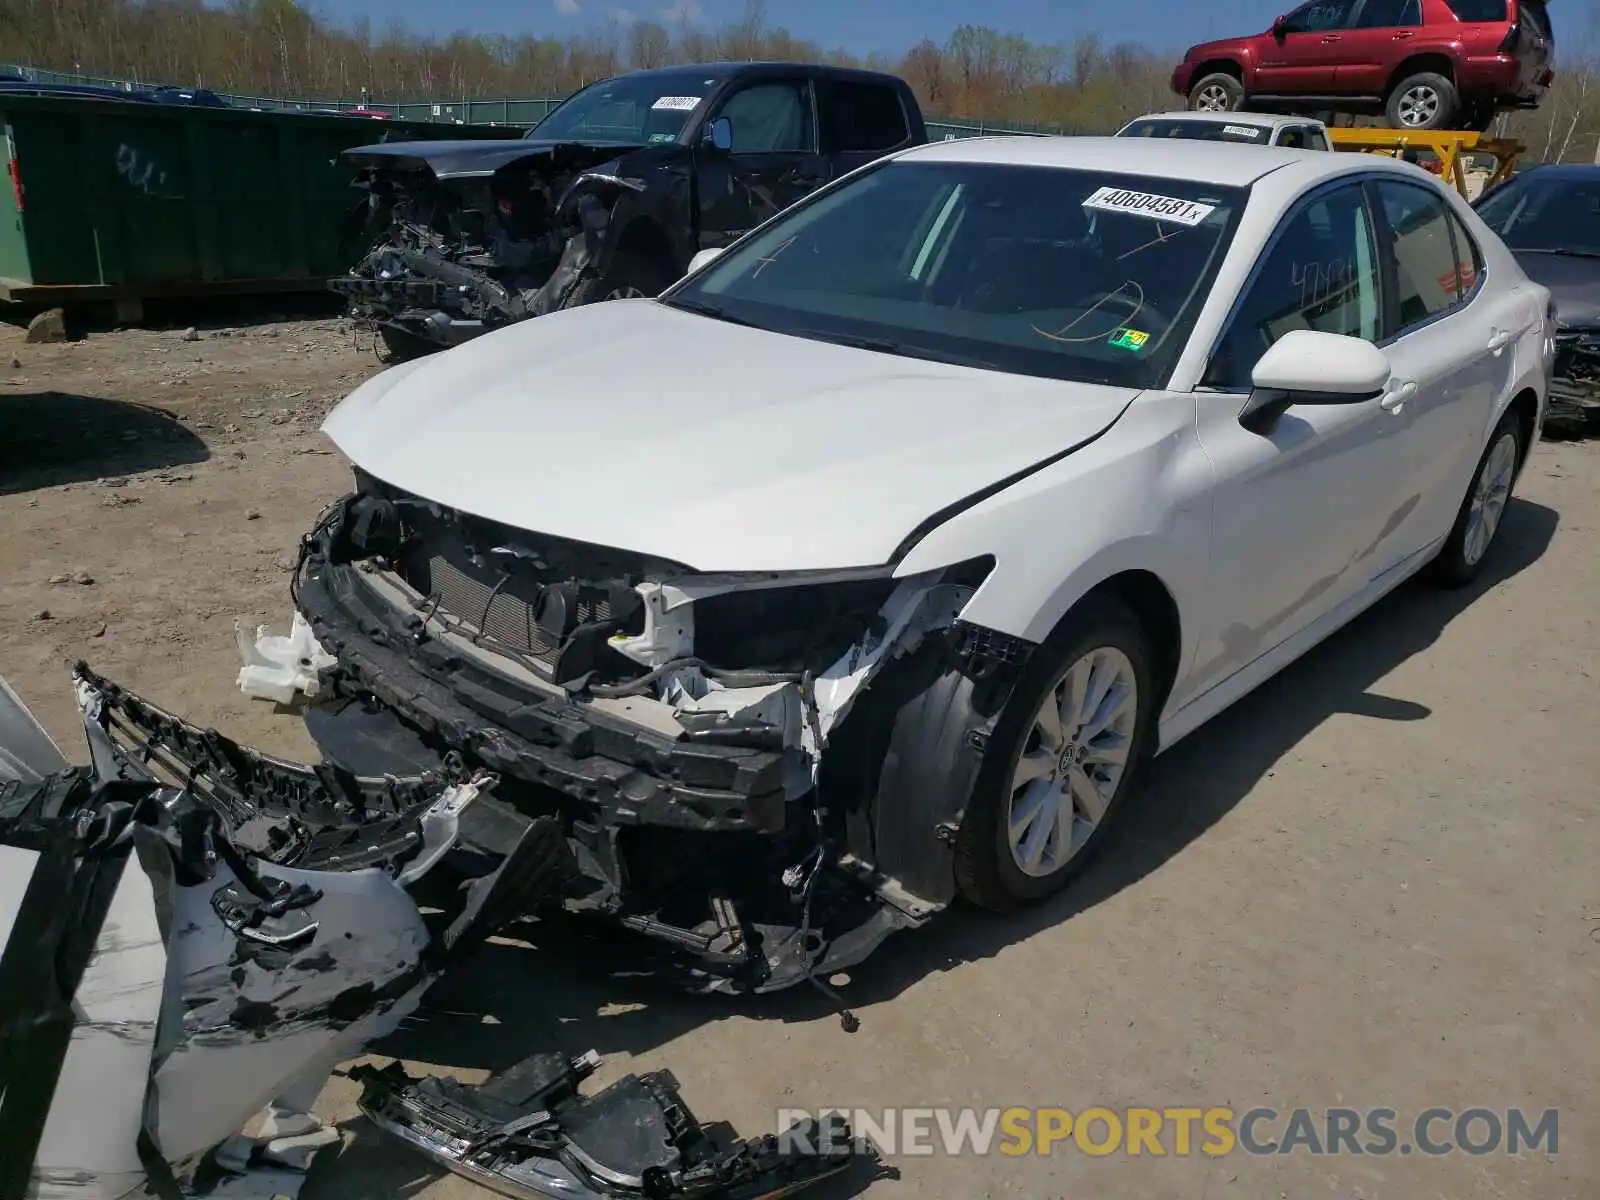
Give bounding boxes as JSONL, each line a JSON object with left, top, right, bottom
{"left": 651, "top": 95, "right": 703, "bottom": 111}
{"left": 1082, "top": 187, "right": 1216, "bottom": 227}
{"left": 1224, "top": 124, "right": 1265, "bottom": 138}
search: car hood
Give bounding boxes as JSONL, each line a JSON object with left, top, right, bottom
{"left": 343, "top": 137, "right": 646, "bottom": 180}
{"left": 1508, "top": 250, "right": 1600, "bottom": 329}
{"left": 321, "top": 302, "right": 1139, "bottom": 572}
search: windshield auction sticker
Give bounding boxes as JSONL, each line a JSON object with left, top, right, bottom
{"left": 651, "top": 95, "right": 703, "bottom": 111}
{"left": 1224, "top": 124, "right": 1265, "bottom": 138}
{"left": 1082, "top": 187, "right": 1216, "bottom": 226}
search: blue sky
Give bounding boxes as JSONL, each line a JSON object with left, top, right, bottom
{"left": 310, "top": 0, "right": 1294, "bottom": 58}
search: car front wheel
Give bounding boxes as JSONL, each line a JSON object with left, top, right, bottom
{"left": 954, "top": 596, "right": 1157, "bottom": 911}
{"left": 1427, "top": 409, "right": 1524, "bottom": 588}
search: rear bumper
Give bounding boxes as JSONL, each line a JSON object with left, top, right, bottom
{"left": 1457, "top": 53, "right": 1549, "bottom": 102}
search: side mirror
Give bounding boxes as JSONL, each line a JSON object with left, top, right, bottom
{"left": 1273, "top": 14, "right": 1289, "bottom": 36}
{"left": 1239, "top": 330, "right": 1390, "bottom": 434}
{"left": 704, "top": 116, "right": 733, "bottom": 153}
{"left": 685, "top": 247, "right": 725, "bottom": 277}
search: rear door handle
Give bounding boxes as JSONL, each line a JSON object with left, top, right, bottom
{"left": 1488, "top": 328, "right": 1516, "bottom": 355}
{"left": 1392, "top": 31, "right": 1416, "bottom": 39}
{"left": 1322, "top": 34, "right": 1341, "bottom": 42}
{"left": 1380, "top": 381, "right": 1418, "bottom": 413}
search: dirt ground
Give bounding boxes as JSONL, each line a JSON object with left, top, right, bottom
{"left": 2, "top": 313, "right": 1596, "bottom": 1200}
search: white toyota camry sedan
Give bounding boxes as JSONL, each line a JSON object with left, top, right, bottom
{"left": 302, "top": 136, "right": 1555, "bottom": 991}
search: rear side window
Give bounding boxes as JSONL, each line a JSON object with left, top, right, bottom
{"left": 1204, "top": 182, "right": 1383, "bottom": 390}
{"left": 1443, "top": 0, "right": 1508, "bottom": 19}
{"left": 1445, "top": 211, "right": 1485, "bottom": 297}
{"left": 1355, "top": 0, "right": 1422, "bottom": 28}
{"left": 818, "top": 82, "right": 910, "bottom": 154}
{"left": 1373, "top": 179, "right": 1462, "bottom": 331}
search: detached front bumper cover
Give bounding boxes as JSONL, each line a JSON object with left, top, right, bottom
{"left": 354, "top": 1053, "right": 882, "bottom": 1200}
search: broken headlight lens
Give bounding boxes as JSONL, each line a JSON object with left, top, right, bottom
{"left": 685, "top": 557, "right": 994, "bottom": 674}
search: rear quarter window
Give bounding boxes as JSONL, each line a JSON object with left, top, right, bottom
{"left": 819, "top": 82, "right": 911, "bottom": 154}
{"left": 1444, "top": 0, "right": 1509, "bottom": 19}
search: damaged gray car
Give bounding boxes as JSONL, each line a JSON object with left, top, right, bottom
{"left": 0, "top": 667, "right": 870, "bottom": 1199}
{"left": 327, "top": 62, "right": 926, "bottom": 357}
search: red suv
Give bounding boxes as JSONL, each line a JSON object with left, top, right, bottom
{"left": 1171, "top": 0, "right": 1555, "bottom": 132}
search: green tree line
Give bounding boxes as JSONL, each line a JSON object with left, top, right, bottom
{"left": 0, "top": 0, "right": 1595, "bottom": 155}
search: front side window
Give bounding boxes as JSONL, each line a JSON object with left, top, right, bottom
{"left": 530, "top": 71, "right": 723, "bottom": 143}
{"left": 1306, "top": 129, "right": 1333, "bottom": 151}
{"left": 667, "top": 161, "right": 1247, "bottom": 389}
{"left": 1475, "top": 172, "right": 1600, "bottom": 256}
{"left": 1375, "top": 179, "right": 1464, "bottom": 330}
{"left": 1284, "top": 0, "right": 1358, "bottom": 33}
{"left": 819, "top": 82, "right": 909, "bottom": 153}
{"left": 1204, "top": 182, "right": 1383, "bottom": 390}
{"left": 711, "top": 82, "right": 814, "bottom": 153}
{"left": 1354, "top": 0, "right": 1423, "bottom": 28}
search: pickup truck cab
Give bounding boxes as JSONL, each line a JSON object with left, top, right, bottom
{"left": 331, "top": 62, "right": 929, "bottom": 356}
{"left": 1117, "top": 110, "right": 1333, "bottom": 148}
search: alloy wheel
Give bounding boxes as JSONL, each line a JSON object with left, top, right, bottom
{"left": 1006, "top": 647, "right": 1139, "bottom": 879}
{"left": 1397, "top": 85, "right": 1441, "bottom": 127}
{"left": 1196, "top": 84, "right": 1233, "bottom": 111}
{"left": 604, "top": 285, "right": 647, "bottom": 300}
{"left": 1463, "top": 432, "right": 1517, "bottom": 566}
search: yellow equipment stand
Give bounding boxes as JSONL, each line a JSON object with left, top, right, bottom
{"left": 1326, "top": 128, "right": 1525, "bottom": 198}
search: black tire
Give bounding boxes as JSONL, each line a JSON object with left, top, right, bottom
{"left": 1386, "top": 72, "right": 1459, "bottom": 131}
{"left": 953, "top": 595, "right": 1158, "bottom": 912}
{"left": 378, "top": 324, "right": 436, "bottom": 363}
{"left": 1459, "top": 99, "right": 1498, "bottom": 134}
{"left": 568, "top": 250, "right": 671, "bottom": 308}
{"left": 1426, "top": 409, "right": 1524, "bottom": 589}
{"left": 1188, "top": 72, "right": 1245, "bottom": 114}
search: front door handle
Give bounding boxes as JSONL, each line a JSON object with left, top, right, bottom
{"left": 1487, "top": 328, "right": 1516, "bottom": 355}
{"left": 1380, "top": 381, "right": 1418, "bottom": 413}
{"left": 1322, "top": 33, "right": 1341, "bottom": 42}
{"left": 1392, "top": 30, "right": 1416, "bottom": 39}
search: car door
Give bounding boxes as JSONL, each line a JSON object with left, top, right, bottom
{"left": 1336, "top": 0, "right": 1425, "bottom": 94}
{"left": 1366, "top": 177, "right": 1525, "bottom": 558}
{"left": 1188, "top": 180, "right": 1414, "bottom": 697}
{"left": 1257, "top": 0, "right": 1361, "bottom": 92}
{"left": 695, "top": 75, "right": 824, "bottom": 251}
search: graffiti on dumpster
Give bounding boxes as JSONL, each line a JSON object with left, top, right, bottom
{"left": 115, "top": 143, "right": 171, "bottom": 195}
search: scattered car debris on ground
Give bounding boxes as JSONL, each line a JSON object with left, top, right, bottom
{"left": 0, "top": 666, "right": 875, "bottom": 1199}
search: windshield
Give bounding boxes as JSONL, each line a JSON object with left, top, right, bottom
{"left": 1475, "top": 173, "right": 1600, "bottom": 255}
{"left": 528, "top": 70, "right": 723, "bottom": 143}
{"left": 665, "top": 161, "right": 1246, "bottom": 388}
{"left": 1121, "top": 118, "right": 1271, "bottom": 145}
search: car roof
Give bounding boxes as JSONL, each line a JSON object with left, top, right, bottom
{"left": 1125, "top": 111, "right": 1321, "bottom": 130}
{"left": 605, "top": 62, "right": 908, "bottom": 85}
{"left": 896, "top": 135, "right": 1345, "bottom": 187}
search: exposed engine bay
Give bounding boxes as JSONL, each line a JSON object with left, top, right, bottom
{"left": 330, "top": 141, "right": 647, "bottom": 351}
{"left": 267, "top": 475, "right": 1038, "bottom": 1000}
{"left": 0, "top": 668, "right": 874, "bottom": 1200}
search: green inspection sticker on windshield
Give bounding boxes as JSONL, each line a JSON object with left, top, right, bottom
{"left": 1108, "top": 327, "right": 1150, "bottom": 352}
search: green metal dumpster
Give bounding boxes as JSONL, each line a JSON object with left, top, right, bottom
{"left": 0, "top": 94, "right": 511, "bottom": 307}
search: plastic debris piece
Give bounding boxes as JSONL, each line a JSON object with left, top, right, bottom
{"left": 236, "top": 611, "right": 336, "bottom": 704}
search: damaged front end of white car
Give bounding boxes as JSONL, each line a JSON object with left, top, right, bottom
{"left": 0, "top": 668, "right": 875, "bottom": 1200}
{"left": 273, "top": 475, "right": 1039, "bottom": 1000}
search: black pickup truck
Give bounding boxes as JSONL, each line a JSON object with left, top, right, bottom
{"left": 329, "top": 62, "right": 929, "bottom": 357}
